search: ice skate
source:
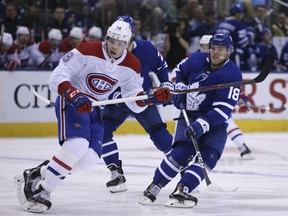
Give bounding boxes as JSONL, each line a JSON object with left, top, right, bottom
{"left": 165, "top": 183, "right": 198, "bottom": 208}
{"left": 239, "top": 144, "right": 255, "bottom": 160}
{"left": 139, "top": 183, "right": 161, "bottom": 205}
{"left": 106, "top": 161, "right": 127, "bottom": 193}
{"left": 15, "top": 160, "right": 49, "bottom": 205}
{"left": 24, "top": 184, "right": 52, "bottom": 213}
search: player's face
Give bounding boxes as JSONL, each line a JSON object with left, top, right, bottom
{"left": 106, "top": 37, "right": 127, "bottom": 59}
{"left": 49, "top": 39, "right": 61, "bottom": 49}
{"left": 209, "top": 44, "right": 228, "bottom": 66}
{"left": 69, "top": 37, "right": 81, "bottom": 48}
{"left": 200, "top": 44, "right": 209, "bottom": 53}
{"left": 17, "top": 34, "right": 29, "bottom": 45}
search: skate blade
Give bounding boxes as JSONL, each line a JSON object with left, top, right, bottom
{"left": 14, "top": 174, "right": 28, "bottom": 205}
{"left": 107, "top": 183, "right": 127, "bottom": 193}
{"left": 165, "top": 198, "right": 196, "bottom": 208}
{"left": 241, "top": 153, "right": 255, "bottom": 160}
{"left": 24, "top": 201, "right": 50, "bottom": 213}
{"left": 139, "top": 196, "right": 153, "bottom": 206}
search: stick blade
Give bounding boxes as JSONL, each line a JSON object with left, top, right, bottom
{"left": 208, "top": 182, "right": 238, "bottom": 192}
{"left": 31, "top": 88, "right": 55, "bottom": 107}
{"left": 254, "top": 53, "right": 275, "bottom": 83}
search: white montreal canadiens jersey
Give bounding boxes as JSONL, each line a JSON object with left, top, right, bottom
{"left": 49, "top": 41, "right": 145, "bottom": 113}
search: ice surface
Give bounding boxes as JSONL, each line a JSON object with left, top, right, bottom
{"left": 0, "top": 132, "right": 288, "bottom": 216}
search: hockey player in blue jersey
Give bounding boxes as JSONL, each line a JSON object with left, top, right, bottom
{"left": 198, "top": 35, "right": 254, "bottom": 160}
{"left": 101, "top": 15, "right": 174, "bottom": 193}
{"left": 139, "top": 33, "right": 242, "bottom": 208}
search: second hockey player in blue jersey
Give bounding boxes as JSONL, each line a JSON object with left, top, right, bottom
{"left": 139, "top": 33, "right": 242, "bottom": 208}
{"left": 101, "top": 16, "right": 174, "bottom": 193}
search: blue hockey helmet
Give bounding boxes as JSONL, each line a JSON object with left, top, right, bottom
{"left": 260, "top": 27, "right": 272, "bottom": 37}
{"left": 116, "top": 15, "right": 135, "bottom": 31}
{"left": 229, "top": 3, "right": 244, "bottom": 15}
{"left": 209, "top": 33, "right": 234, "bottom": 53}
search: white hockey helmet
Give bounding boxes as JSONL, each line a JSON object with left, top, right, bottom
{"left": 69, "top": 27, "right": 83, "bottom": 39}
{"left": 0, "top": 32, "right": 13, "bottom": 46}
{"left": 106, "top": 20, "right": 132, "bottom": 48}
{"left": 200, "top": 35, "right": 213, "bottom": 45}
{"left": 88, "top": 26, "right": 102, "bottom": 39}
{"left": 16, "top": 26, "right": 30, "bottom": 35}
{"left": 48, "top": 28, "right": 63, "bottom": 41}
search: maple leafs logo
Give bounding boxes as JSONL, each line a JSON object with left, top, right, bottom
{"left": 186, "top": 82, "right": 206, "bottom": 111}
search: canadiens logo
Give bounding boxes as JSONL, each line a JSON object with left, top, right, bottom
{"left": 86, "top": 73, "right": 118, "bottom": 94}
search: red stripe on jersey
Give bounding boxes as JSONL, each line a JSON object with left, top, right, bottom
{"left": 227, "top": 127, "right": 240, "bottom": 135}
{"left": 59, "top": 39, "right": 73, "bottom": 52}
{"left": 27, "top": 38, "right": 35, "bottom": 46}
{"left": 38, "top": 40, "right": 52, "bottom": 54}
{"left": 52, "top": 156, "right": 72, "bottom": 171}
{"left": 76, "top": 41, "right": 105, "bottom": 59}
{"left": 6, "top": 44, "right": 17, "bottom": 54}
{"left": 119, "top": 51, "right": 141, "bottom": 74}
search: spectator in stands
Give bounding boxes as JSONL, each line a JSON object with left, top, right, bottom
{"left": 188, "top": 5, "right": 205, "bottom": 32}
{"left": 272, "top": 13, "right": 288, "bottom": 37}
{"left": 217, "top": 3, "right": 251, "bottom": 70}
{"left": 60, "top": 27, "right": 84, "bottom": 52}
{"left": 164, "top": 16, "right": 190, "bottom": 70}
{"left": 189, "top": 10, "right": 216, "bottom": 37}
{"left": 37, "top": 28, "right": 64, "bottom": 69}
{"left": 46, "top": 5, "right": 70, "bottom": 39}
{"left": 94, "top": 0, "right": 119, "bottom": 33}
{"left": 19, "top": 0, "right": 45, "bottom": 43}
{"left": 0, "top": 32, "right": 20, "bottom": 71}
{"left": 86, "top": 26, "right": 102, "bottom": 41}
{"left": 133, "top": 16, "right": 148, "bottom": 40}
{"left": 280, "top": 41, "right": 288, "bottom": 70}
{"left": 0, "top": 3, "right": 21, "bottom": 39}
{"left": 15, "top": 26, "right": 46, "bottom": 68}
{"left": 178, "top": 0, "right": 200, "bottom": 27}
{"left": 245, "top": 5, "right": 269, "bottom": 43}
{"left": 143, "top": 7, "right": 166, "bottom": 39}
{"left": 143, "top": 7, "right": 167, "bottom": 55}
{"left": 65, "top": 1, "right": 95, "bottom": 34}
{"left": 251, "top": 27, "right": 285, "bottom": 71}
{"left": 139, "top": 0, "right": 160, "bottom": 24}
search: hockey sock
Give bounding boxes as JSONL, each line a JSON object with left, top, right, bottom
{"left": 41, "top": 138, "right": 89, "bottom": 193}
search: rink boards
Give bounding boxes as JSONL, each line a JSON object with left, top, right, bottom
{"left": 0, "top": 71, "right": 287, "bottom": 137}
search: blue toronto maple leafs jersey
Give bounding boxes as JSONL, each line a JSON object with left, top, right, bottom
{"left": 131, "top": 40, "right": 169, "bottom": 90}
{"left": 175, "top": 52, "right": 242, "bottom": 127}
{"left": 217, "top": 18, "right": 250, "bottom": 51}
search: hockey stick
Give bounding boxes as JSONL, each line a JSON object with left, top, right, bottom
{"left": 32, "top": 54, "right": 274, "bottom": 107}
{"left": 247, "top": 104, "right": 286, "bottom": 112}
{"left": 181, "top": 106, "right": 238, "bottom": 192}
{"left": 31, "top": 88, "right": 152, "bottom": 107}
{"left": 239, "top": 104, "right": 287, "bottom": 112}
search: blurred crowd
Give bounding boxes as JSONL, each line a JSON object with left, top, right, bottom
{"left": 0, "top": 0, "right": 288, "bottom": 72}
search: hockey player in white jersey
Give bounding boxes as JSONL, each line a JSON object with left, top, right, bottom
{"left": 14, "top": 20, "right": 170, "bottom": 213}
{"left": 139, "top": 33, "right": 242, "bottom": 208}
